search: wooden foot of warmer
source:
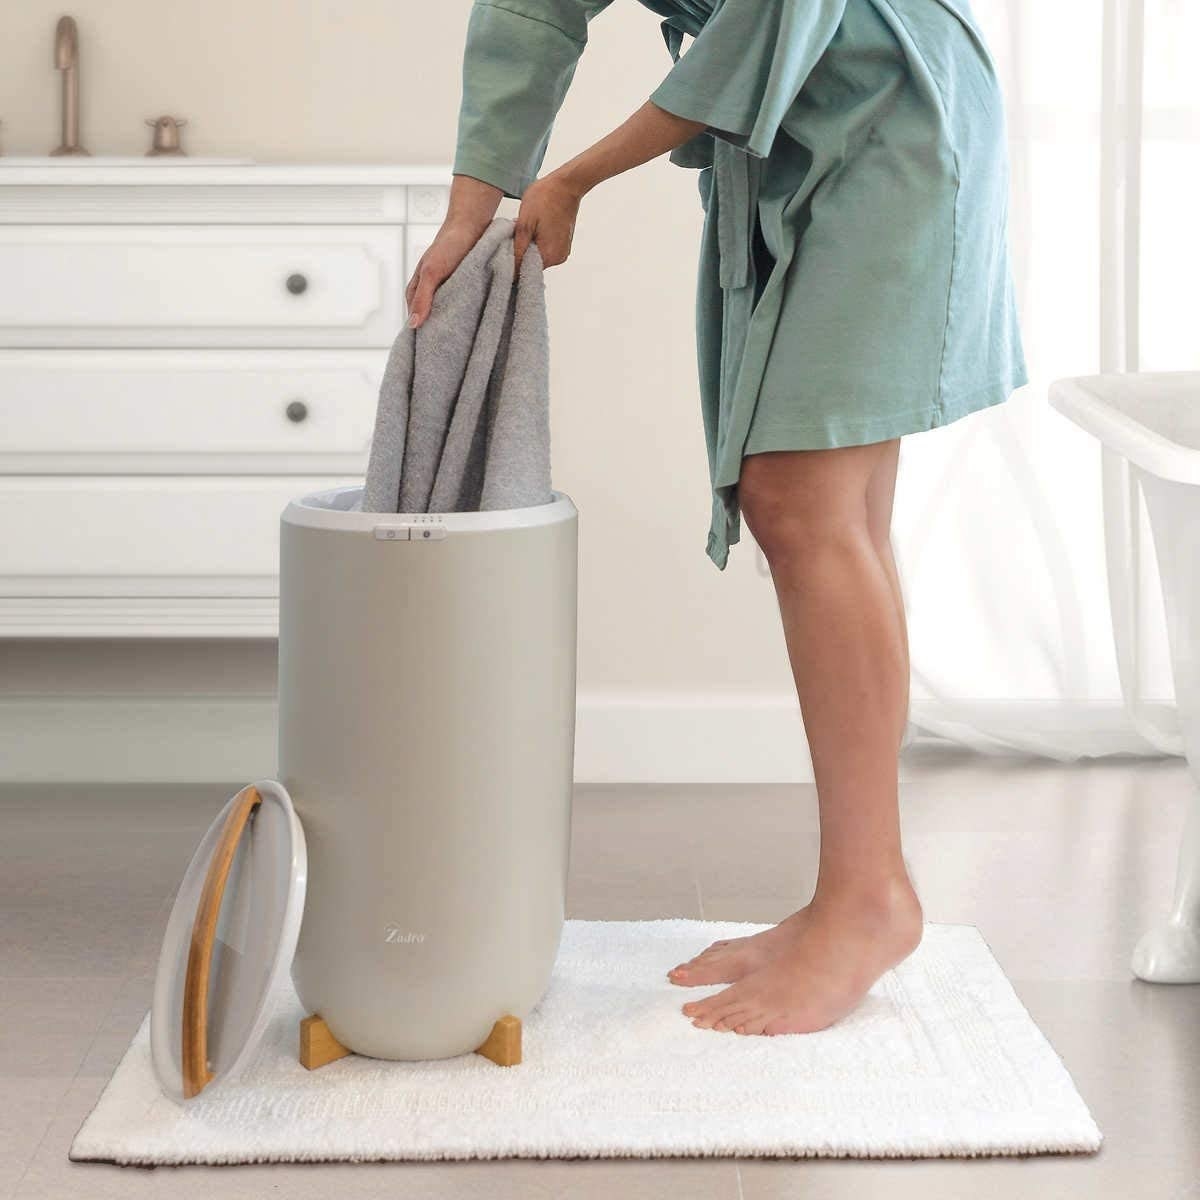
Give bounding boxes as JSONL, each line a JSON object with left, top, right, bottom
{"left": 299, "top": 1014, "right": 351, "bottom": 1070}
{"left": 298, "top": 1013, "right": 522, "bottom": 1069}
{"left": 474, "top": 1014, "right": 522, "bottom": 1066}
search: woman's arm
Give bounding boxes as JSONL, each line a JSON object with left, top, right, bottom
{"left": 406, "top": 101, "right": 705, "bottom": 326}
{"left": 512, "top": 100, "right": 707, "bottom": 271}
{"left": 406, "top": 0, "right": 615, "bottom": 328}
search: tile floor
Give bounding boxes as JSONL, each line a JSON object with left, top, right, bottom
{"left": 3, "top": 745, "right": 1198, "bottom": 1198}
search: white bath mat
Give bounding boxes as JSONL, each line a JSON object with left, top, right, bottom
{"left": 70, "top": 919, "right": 1101, "bottom": 1164}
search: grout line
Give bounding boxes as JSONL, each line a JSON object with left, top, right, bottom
{"left": 11, "top": 1105, "right": 61, "bottom": 1199}
{"left": 694, "top": 875, "right": 705, "bottom": 920}
{"left": 735, "top": 1161, "right": 746, "bottom": 1200}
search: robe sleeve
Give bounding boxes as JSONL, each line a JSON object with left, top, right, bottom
{"left": 452, "top": 0, "right": 615, "bottom": 199}
{"left": 648, "top": 0, "right": 850, "bottom": 159}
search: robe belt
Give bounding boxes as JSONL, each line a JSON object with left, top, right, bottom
{"left": 660, "top": 19, "right": 756, "bottom": 291}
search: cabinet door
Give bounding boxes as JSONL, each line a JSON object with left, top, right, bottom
{"left": 0, "top": 350, "right": 384, "bottom": 474}
{"left": 0, "top": 226, "right": 404, "bottom": 348}
{"left": 0, "top": 475, "right": 359, "bottom": 596}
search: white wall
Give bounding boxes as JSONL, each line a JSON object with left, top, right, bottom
{"left": 0, "top": 3, "right": 803, "bottom": 781}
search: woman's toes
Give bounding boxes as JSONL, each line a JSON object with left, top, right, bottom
{"left": 668, "top": 934, "right": 782, "bottom": 988}
{"left": 670, "top": 952, "right": 731, "bottom": 986}
{"left": 714, "top": 1008, "right": 753, "bottom": 1032}
{"left": 670, "top": 964, "right": 721, "bottom": 987}
{"left": 682, "top": 988, "right": 732, "bottom": 1018}
{"left": 740, "top": 1012, "right": 770, "bottom": 1035}
{"left": 694, "top": 1004, "right": 740, "bottom": 1030}
{"left": 684, "top": 983, "right": 746, "bottom": 1027}
{"left": 669, "top": 944, "right": 726, "bottom": 977}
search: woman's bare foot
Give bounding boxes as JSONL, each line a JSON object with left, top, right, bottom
{"left": 681, "top": 879, "right": 924, "bottom": 1035}
{"left": 667, "top": 905, "right": 813, "bottom": 986}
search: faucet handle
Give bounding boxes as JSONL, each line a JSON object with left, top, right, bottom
{"left": 145, "top": 115, "right": 189, "bottom": 157}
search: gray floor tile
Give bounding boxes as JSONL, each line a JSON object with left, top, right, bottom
{"left": 0, "top": 977, "right": 123, "bottom": 1036}
{"left": 96, "top": 976, "right": 154, "bottom": 1038}
{"left": 0, "top": 783, "right": 227, "bottom": 834}
{"left": 0, "top": 1078, "right": 73, "bottom": 1198}
{"left": 0, "top": 891, "right": 172, "bottom": 979}
{"left": 566, "top": 879, "right": 702, "bottom": 921}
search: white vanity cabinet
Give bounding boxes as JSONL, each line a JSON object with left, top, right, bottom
{"left": 0, "top": 164, "right": 449, "bottom": 637}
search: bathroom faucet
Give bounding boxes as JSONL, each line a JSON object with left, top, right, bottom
{"left": 51, "top": 15, "right": 89, "bottom": 156}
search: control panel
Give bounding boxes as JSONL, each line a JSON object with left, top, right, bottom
{"left": 373, "top": 517, "right": 447, "bottom": 542}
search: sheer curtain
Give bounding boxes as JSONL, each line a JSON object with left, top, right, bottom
{"left": 883, "top": 0, "right": 1199, "bottom": 759}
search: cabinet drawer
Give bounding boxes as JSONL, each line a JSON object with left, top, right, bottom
{"left": 0, "top": 350, "right": 384, "bottom": 473}
{"left": 0, "top": 475, "right": 356, "bottom": 596}
{"left": 0, "top": 226, "right": 404, "bottom": 348}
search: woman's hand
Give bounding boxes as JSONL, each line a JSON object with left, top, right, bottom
{"left": 406, "top": 175, "right": 502, "bottom": 329}
{"left": 405, "top": 218, "right": 487, "bottom": 329}
{"left": 514, "top": 170, "right": 584, "bottom": 273}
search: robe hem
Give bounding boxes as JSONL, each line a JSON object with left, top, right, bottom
{"left": 703, "top": 369, "right": 1028, "bottom": 571}
{"left": 740, "top": 371, "right": 1027, "bottom": 456}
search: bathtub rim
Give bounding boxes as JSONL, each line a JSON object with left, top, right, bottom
{"left": 1048, "top": 371, "right": 1200, "bottom": 486}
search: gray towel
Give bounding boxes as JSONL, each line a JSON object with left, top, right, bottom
{"left": 361, "top": 216, "right": 552, "bottom": 514}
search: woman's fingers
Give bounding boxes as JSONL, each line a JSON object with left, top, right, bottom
{"left": 407, "top": 263, "right": 442, "bottom": 329}
{"left": 513, "top": 217, "right": 534, "bottom": 275}
{"left": 403, "top": 219, "right": 485, "bottom": 329}
{"left": 536, "top": 226, "right": 571, "bottom": 269}
{"left": 514, "top": 173, "right": 579, "bottom": 272}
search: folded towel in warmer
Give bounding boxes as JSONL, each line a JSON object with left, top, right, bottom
{"left": 361, "top": 216, "right": 553, "bottom": 514}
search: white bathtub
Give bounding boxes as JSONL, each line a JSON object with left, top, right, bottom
{"left": 1049, "top": 371, "right": 1200, "bottom": 982}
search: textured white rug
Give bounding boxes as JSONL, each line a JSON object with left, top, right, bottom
{"left": 70, "top": 919, "right": 1101, "bottom": 1164}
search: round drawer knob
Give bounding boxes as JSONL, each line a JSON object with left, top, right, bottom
{"left": 285, "top": 273, "right": 308, "bottom": 295}
{"left": 285, "top": 400, "right": 309, "bottom": 423}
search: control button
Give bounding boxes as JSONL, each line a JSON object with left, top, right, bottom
{"left": 373, "top": 526, "right": 411, "bottom": 541}
{"left": 412, "top": 526, "right": 446, "bottom": 541}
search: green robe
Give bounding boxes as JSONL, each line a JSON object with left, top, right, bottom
{"left": 453, "top": 0, "right": 1028, "bottom": 569}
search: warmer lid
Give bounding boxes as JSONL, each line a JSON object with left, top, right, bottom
{"left": 150, "top": 780, "right": 307, "bottom": 1102}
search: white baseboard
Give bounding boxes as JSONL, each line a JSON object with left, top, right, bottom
{"left": 574, "top": 691, "right": 814, "bottom": 783}
{"left": 0, "top": 693, "right": 1161, "bottom": 786}
{"left": 0, "top": 695, "right": 279, "bottom": 785}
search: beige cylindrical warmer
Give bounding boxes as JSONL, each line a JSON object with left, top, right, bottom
{"left": 279, "top": 484, "right": 577, "bottom": 1060}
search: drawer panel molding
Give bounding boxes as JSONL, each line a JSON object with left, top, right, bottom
{"left": 0, "top": 350, "right": 384, "bottom": 473}
{"left": 0, "top": 226, "right": 404, "bottom": 348}
{"left": 0, "top": 475, "right": 358, "bottom": 596}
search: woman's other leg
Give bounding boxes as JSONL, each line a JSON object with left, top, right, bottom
{"left": 680, "top": 439, "right": 923, "bottom": 1035}
{"left": 669, "top": 438, "right": 913, "bottom": 987}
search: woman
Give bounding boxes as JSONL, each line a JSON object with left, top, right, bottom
{"left": 407, "top": 0, "right": 1027, "bottom": 1037}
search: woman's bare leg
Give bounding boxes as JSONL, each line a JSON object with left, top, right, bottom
{"left": 673, "top": 440, "right": 922, "bottom": 1035}
{"left": 668, "top": 440, "right": 910, "bottom": 987}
